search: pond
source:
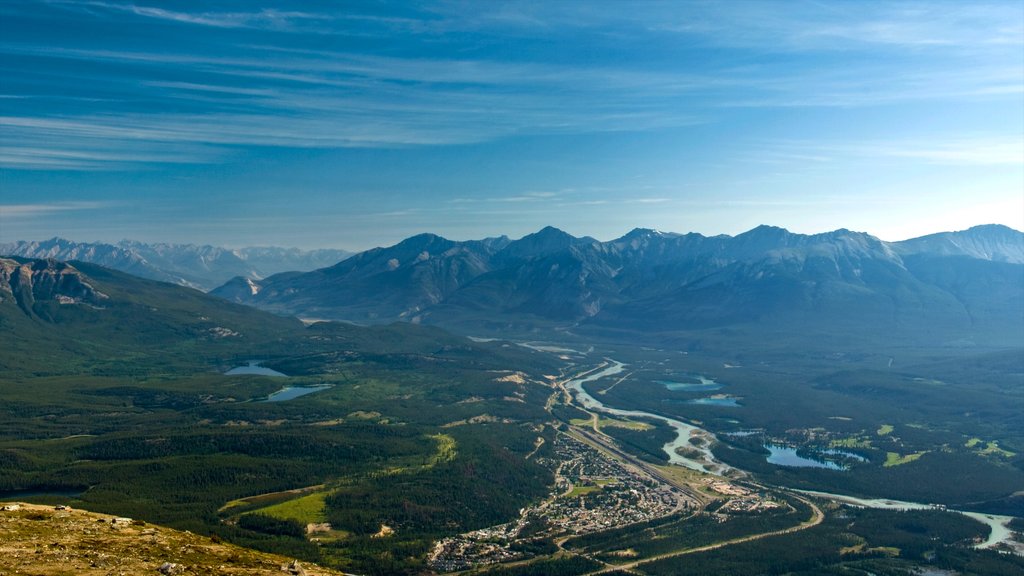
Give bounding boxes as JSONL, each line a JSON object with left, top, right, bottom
{"left": 820, "top": 448, "right": 868, "bottom": 462}
{"left": 657, "top": 375, "right": 722, "bottom": 392}
{"left": 224, "top": 361, "right": 288, "bottom": 377}
{"left": 261, "top": 385, "right": 333, "bottom": 402}
{"left": 764, "top": 444, "right": 847, "bottom": 470}
{"left": 686, "top": 395, "right": 741, "bottom": 407}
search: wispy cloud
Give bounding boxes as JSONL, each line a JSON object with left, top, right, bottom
{"left": 448, "top": 191, "right": 568, "bottom": 204}
{"left": 766, "top": 136, "right": 1024, "bottom": 167}
{"left": 0, "top": 116, "right": 228, "bottom": 169}
{"left": 0, "top": 146, "right": 220, "bottom": 170}
{"left": 869, "top": 139, "right": 1024, "bottom": 166}
{"left": 5, "top": 39, "right": 1013, "bottom": 168}
{"left": 447, "top": 188, "right": 646, "bottom": 206}
{"left": 0, "top": 42, "right": 712, "bottom": 167}
{"left": 0, "top": 201, "right": 109, "bottom": 217}
{"left": 2, "top": 1, "right": 1021, "bottom": 172}
{"left": 629, "top": 198, "right": 671, "bottom": 204}
{"left": 441, "top": 1, "right": 1024, "bottom": 52}
{"left": 47, "top": 1, "right": 329, "bottom": 31}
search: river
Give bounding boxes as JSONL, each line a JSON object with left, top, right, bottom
{"left": 797, "top": 490, "right": 1021, "bottom": 553}
{"left": 563, "top": 360, "right": 733, "bottom": 475}
{"left": 562, "top": 357, "right": 1021, "bottom": 554}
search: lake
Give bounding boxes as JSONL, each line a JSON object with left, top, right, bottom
{"left": 261, "top": 385, "right": 333, "bottom": 402}
{"left": 686, "top": 395, "right": 741, "bottom": 407}
{"left": 224, "top": 360, "right": 288, "bottom": 377}
{"left": 821, "top": 448, "right": 868, "bottom": 462}
{"left": 558, "top": 351, "right": 1022, "bottom": 555}
{"left": 765, "top": 444, "right": 847, "bottom": 470}
{"left": 657, "top": 375, "right": 722, "bottom": 392}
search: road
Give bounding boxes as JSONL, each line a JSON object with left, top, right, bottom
{"left": 554, "top": 366, "right": 708, "bottom": 505}
{"left": 567, "top": 426, "right": 706, "bottom": 507}
{"left": 585, "top": 493, "right": 824, "bottom": 574}
{"left": 461, "top": 362, "right": 829, "bottom": 575}
{"left": 552, "top": 364, "right": 825, "bottom": 575}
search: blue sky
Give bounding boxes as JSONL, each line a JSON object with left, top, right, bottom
{"left": 1, "top": 0, "right": 1022, "bottom": 249}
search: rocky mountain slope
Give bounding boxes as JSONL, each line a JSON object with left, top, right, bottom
{"left": 0, "top": 257, "right": 108, "bottom": 319}
{"left": 0, "top": 502, "right": 348, "bottom": 576}
{"left": 0, "top": 238, "right": 351, "bottom": 291}
{"left": 214, "top": 233, "right": 508, "bottom": 321}
{"left": 0, "top": 256, "right": 307, "bottom": 375}
{"left": 893, "top": 224, "right": 1024, "bottom": 263}
{"left": 211, "top": 225, "right": 1024, "bottom": 346}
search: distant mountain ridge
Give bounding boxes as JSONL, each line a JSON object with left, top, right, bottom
{"left": 891, "top": 224, "right": 1024, "bottom": 263}
{"left": 211, "top": 224, "right": 1024, "bottom": 346}
{"left": 0, "top": 238, "right": 351, "bottom": 291}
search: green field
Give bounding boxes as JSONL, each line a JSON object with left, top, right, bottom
{"left": 569, "top": 416, "right": 653, "bottom": 431}
{"left": 884, "top": 451, "right": 928, "bottom": 467}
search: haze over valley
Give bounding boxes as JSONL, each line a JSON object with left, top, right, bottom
{"left": 2, "top": 1, "right": 1022, "bottom": 575}
{"left": 2, "top": 221, "right": 1022, "bottom": 574}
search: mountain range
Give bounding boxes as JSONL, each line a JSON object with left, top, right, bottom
{"left": 0, "top": 253, "right": 538, "bottom": 379}
{"left": 0, "top": 254, "right": 310, "bottom": 376}
{"left": 211, "top": 224, "right": 1024, "bottom": 347}
{"left": 0, "top": 238, "right": 351, "bottom": 291}
{"left": 2, "top": 228, "right": 1023, "bottom": 574}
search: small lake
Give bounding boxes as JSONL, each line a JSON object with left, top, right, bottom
{"left": 687, "top": 396, "right": 741, "bottom": 407}
{"left": 261, "top": 385, "right": 332, "bottom": 402}
{"left": 765, "top": 444, "right": 847, "bottom": 470}
{"left": 657, "top": 376, "right": 722, "bottom": 392}
{"left": 821, "top": 448, "right": 868, "bottom": 462}
{"left": 225, "top": 361, "right": 288, "bottom": 377}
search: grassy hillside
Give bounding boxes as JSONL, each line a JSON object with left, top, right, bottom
{"left": 0, "top": 502, "right": 346, "bottom": 575}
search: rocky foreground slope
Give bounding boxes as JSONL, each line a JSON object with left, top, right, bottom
{"left": 0, "top": 503, "right": 349, "bottom": 576}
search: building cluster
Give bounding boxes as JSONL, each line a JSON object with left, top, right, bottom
{"left": 427, "top": 537, "right": 524, "bottom": 572}
{"left": 428, "top": 435, "right": 688, "bottom": 572}
{"left": 718, "top": 497, "right": 784, "bottom": 514}
{"left": 707, "top": 480, "right": 751, "bottom": 497}
{"left": 544, "top": 436, "right": 682, "bottom": 533}
{"left": 704, "top": 479, "right": 785, "bottom": 515}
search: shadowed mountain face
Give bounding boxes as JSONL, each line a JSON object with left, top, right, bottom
{"left": 216, "top": 233, "right": 509, "bottom": 321}
{"left": 0, "top": 256, "right": 313, "bottom": 376}
{"left": 211, "top": 224, "right": 1024, "bottom": 347}
{"left": 0, "top": 258, "right": 108, "bottom": 319}
{"left": 0, "top": 238, "right": 351, "bottom": 291}
{"left": 0, "top": 255, "right": 550, "bottom": 377}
